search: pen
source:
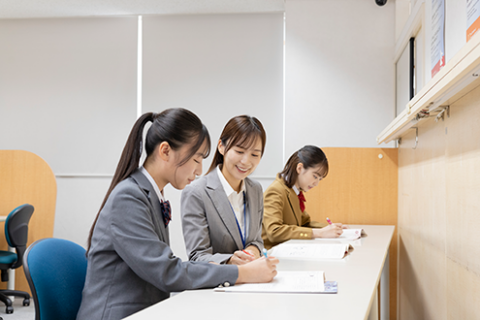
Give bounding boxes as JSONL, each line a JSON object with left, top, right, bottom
{"left": 262, "top": 248, "right": 268, "bottom": 258}
{"left": 242, "top": 250, "right": 253, "bottom": 257}
{"left": 326, "top": 217, "right": 333, "bottom": 225}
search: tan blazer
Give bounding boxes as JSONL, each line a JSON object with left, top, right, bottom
{"left": 262, "top": 176, "right": 327, "bottom": 249}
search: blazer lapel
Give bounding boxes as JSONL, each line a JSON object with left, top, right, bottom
{"left": 131, "top": 170, "right": 169, "bottom": 245}
{"left": 205, "top": 170, "right": 244, "bottom": 249}
{"left": 244, "top": 178, "right": 258, "bottom": 240}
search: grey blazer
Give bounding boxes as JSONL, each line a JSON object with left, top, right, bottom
{"left": 181, "top": 169, "right": 264, "bottom": 264}
{"left": 76, "top": 169, "right": 237, "bottom": 320}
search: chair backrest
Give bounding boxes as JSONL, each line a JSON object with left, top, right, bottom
{"left": 5, "top": 204, "right": 34, "bottom": 269}
{"left": 23, "top": 238, "right": 87, "bottom": 320}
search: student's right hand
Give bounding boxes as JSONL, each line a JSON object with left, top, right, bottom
{"left": 236, "top": 256, "right": 279, "bottom": 284}
{"left": 227, "top": 250, "right": 256, "bottom": 265}
{"left": 313, "top": 224, "right": 343, "bottom": 238}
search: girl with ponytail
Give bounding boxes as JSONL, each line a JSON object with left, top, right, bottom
{"left": 77, "top": 108, "right": 278, "bottom": 320}
{"left": 261, "top": 145, "right": 346, "bottom": 249}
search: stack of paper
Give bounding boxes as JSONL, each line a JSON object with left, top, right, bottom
{"left": 214, "top": 271, "right": 337, "bottom": 294}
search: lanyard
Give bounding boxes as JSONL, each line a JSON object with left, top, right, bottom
{"left": 230, "top": 192, "right": 247, "bottom": 249}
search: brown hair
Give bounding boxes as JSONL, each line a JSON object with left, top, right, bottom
{"left": 207, "top": 115, "right": 266, "bottom": 174}
{"left": 87, "top": 108, "right": 210, "bottom": 253}
{"left": 280, "top": 145, "right": 328, "bottom": 188}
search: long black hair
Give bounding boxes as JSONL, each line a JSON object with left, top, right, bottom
{"left": 87, "top": 108, "right": 210, "bottom": 253}
{"left": 280, "top": 145, "right": 328, "bottom": 188}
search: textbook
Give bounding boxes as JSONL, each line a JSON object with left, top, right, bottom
{"left": 214, "top": 271, "right": 337, "bottom": 294}
{"left": 316, "top": 228, "right": 367, "bottom": 241}
{"left": 270, "top": 242, "right": 354, "bottom": 260}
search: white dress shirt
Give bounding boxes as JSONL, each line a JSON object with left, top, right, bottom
{"left": 140, "top": 166, "right": 165, "bottom": 203}
{"left": 216, "top": 166, "right": 248, "bottom": 242}
{"left": 292, "top": 184, "right": 300, "bottom": 195}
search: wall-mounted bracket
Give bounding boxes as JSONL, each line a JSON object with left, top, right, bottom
{"left": 435, "top": 105, "right": 450, "bottom": 122}
{"left": 412, "top": 127, "right": 418, "bottom": 149}
{"left": 397, "top": 126, "right": 418, "bottom": 149}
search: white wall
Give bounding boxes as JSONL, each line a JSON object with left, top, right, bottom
{"left": 0, "top": 13, "right": 283, "bottom": 257}
{"left": 284, "top": 0, "right": 396, "bottom": 156}
{"left": 1, "top": 6, "right": 399, "bottom": 257}
{"left": 142, "top": 13, "right": 283, "bottom": 259}
{"left": 0, "top": 17, "right": 137, "bottom": 248}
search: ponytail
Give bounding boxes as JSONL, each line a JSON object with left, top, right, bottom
{"left": 87, "top": 108, "right": 210, "bottom": 253}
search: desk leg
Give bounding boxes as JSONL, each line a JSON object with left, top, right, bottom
{"left": 368, "top": 289, "right": 379, "bottom": 320}
{"left": 380, "top": 252, "right": 390, "bottom": 320}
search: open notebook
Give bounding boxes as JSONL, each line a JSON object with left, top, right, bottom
{"left": 270, "top": 242, "right": 354, "bottom": 260}
{"left": 214, "top": 271, "right": 337, "bottom": 294}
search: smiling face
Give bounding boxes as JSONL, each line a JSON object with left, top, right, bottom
{"left": 295, "top": 163, "right": 326, "bottom": 192}
{"left": 218, "top": 137, "right": 263, "bottom": 191}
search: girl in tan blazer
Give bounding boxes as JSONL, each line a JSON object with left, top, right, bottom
{"left": 262, "top": 145, "right": 346, "bottom": 249}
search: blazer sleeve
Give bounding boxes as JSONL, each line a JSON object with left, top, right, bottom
{"left": 181, "top": 185, "right": 233, "bottom": 264}
{"left": 301, "top": 210, "right": 328, "bottom": 228}
{"left": 263, "top": 186, "right": 315, "bottom": 244}
{"left": 245, "top": 182, "right": 264, "bottom": 253}
{"left": 109, "top": 183, "right": 238, "bottom": 292}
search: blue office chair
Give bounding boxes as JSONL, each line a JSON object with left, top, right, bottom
{"left": 23, "top": 238, "right": 87, "bottom": 320}
{"left": 0, "top": 203, "right": 34, "bottom": 314}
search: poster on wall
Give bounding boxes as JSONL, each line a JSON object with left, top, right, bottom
{"left": 467, "top": 0, "right": 480, "bottom": 41}
{"left": 431, "top": 0, "right": 445, "bottom": 78}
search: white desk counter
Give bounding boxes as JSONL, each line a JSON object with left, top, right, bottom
{"left": 124, "top": 225, "right": 394, "bottom": 320}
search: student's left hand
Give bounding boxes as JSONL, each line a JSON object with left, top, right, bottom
{"left": 243, "top": 245, "right": 261, "bottom": 259}
{"left": 227, "top": 250, "right": 256, "bottom": 265}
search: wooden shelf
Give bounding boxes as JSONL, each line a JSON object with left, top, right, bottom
{"left": 377, "top": 31, "right": 480, "bottom": 144}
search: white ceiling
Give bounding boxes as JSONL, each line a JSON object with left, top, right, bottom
{"left": 0, "top": 0, "right": 285, "bottom": 19}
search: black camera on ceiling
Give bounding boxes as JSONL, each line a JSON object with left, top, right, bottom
{"left": 376, "top": 0, "right": 387, "bottom": 6}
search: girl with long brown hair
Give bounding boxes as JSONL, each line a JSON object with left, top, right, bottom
{"left": 76, "top": 109, "right": 277, "bottom": 320}
{"left": 181, "top": 115, "right": 266, "bottom": 265}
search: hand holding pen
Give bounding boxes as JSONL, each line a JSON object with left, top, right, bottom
{"left": 327, "top": 217, "right": 348, "bottom": 229}
{"left": 236, "top": 249, "right": 278, "bottom": 284}
{"left": 312, "top": 217, "right": 343, "bottom": 238}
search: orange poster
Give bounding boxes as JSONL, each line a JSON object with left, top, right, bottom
{"left": 467, "top": 0, "right": 480, "bottom": 41}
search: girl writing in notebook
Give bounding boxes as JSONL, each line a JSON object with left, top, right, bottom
{"left": 181, "top": 115, "right": 266, "bottom": 265}
{"left": 76, "top": 109, "right": 277, "bottom": 320}
{"left": 262, "top": 145, "right": 346, "bottom": 249}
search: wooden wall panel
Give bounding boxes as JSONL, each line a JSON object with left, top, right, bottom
{"left": 0, "top": 150, "right": 56, "bottom": 294}
{"left": 397, "top": 119, "right": 447, "bottom": 320}
{"left": 397, "top": 83, "right": 480, "bottom": 320}
{"left": 445, "top": 84, "right": 480, "bottom": 319}
{"left": 304, "top": 147, "right": 398, "bottom": 320}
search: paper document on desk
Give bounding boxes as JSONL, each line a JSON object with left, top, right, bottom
{"left": 316, "top": 228, "right": 367, "bottom": 241}
{"left": 214, "top": 271, "right": 337, "bottom": 294}
{"left": 271, "top": 242, "right": 354, "bottom": 260}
